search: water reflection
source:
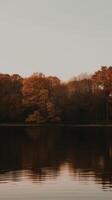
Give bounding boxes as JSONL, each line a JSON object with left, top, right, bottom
{"left": 0, "top": 126, "right": 112, "bottom": 189}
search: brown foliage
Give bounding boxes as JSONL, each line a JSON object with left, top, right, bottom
{"left": 0, "top": 66, "right": 112, "bottom": 123}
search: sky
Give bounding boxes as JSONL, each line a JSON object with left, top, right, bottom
{"left": 0, "top": 0, "right": 112, "bottom": 80}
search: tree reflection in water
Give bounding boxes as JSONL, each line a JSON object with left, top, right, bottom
{"left": 0, "top": 126, "right": 112, "bottom": 189}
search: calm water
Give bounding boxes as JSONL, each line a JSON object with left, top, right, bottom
{"left": 0, "top": 126, "right": 112, "bottom": 199}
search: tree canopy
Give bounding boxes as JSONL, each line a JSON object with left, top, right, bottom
{"left": 0, "top": 66, "right": 112, "bottom": 123}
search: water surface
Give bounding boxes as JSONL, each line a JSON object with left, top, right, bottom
{"left": 0, "top": 126, "right": 112, "bottom": 199}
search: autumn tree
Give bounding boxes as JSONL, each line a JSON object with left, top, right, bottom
{"left": 92, "top": 66, "right": 112, "bottom": 95}
{"left": 0, "top": 74, "right": 23, "bottom": 122}
{"left": 22, "top": 73, "right": 61, "bottom": 123}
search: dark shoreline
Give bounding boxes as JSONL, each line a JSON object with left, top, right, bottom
{"left": 0, "top": 123, "right": 112, "bottom": 127}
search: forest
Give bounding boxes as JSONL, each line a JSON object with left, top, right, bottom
{"left": 0, "top": 66, "right": 112, "bottom": 124}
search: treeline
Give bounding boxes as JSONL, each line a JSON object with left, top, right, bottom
{"left": 0, "top": 66, "right": 112, "bottom": 124}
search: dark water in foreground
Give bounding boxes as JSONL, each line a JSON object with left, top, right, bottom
{"left": 0, "top": 126, "right": 112, "bottom": 199}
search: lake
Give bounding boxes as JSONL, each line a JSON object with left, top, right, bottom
{"left": 0, "top": 126, "right": 112, "bottom": 199}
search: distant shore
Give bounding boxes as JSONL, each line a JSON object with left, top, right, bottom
{"left": 0, "top": 123, "right": 112, "bottom": 127}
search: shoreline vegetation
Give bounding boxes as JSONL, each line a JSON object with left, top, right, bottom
{"left": 0, "top": 66, "right": 112, "bottom": 124}
{"left": 0, "top": 123, "right": 112, "bottom": 127}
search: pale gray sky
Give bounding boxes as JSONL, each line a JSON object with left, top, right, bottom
{"left": 0, "top": 0, "right": 112, "bottom": 80}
